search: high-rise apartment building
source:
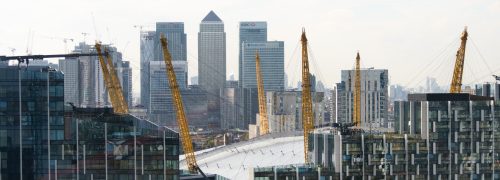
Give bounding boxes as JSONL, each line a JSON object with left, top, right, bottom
{"left": 336, "top": 68, "right": 389, "bottom": 128}
{"left": 59, "top": 43, "right": 130, "bottom": 108}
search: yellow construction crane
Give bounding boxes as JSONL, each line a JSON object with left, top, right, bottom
{"left": 255, "top": 52, "right": 269, "bottom": 135}
{"left": 450, "top": 27, "right": 468, "bottom": 93}
{"left": 301, "top": 29, "right": 314, "bottom": 163}
{"left": 353, "top": 52, "right": 361, "bottom": 126}
{"left": 160, "top": 34, "right": 206, "bottom": 176}
{"left": 95, "top": 42, "right": 129, "bottom": 114}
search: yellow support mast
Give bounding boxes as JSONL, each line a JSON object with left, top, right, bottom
{"left": 160, "top": 34, "right": 199, "bottom": 172}
{"left": 104, "top": 48, "right": 129, "bottom": 114}
{"left": 301, "top": 29, "right": 314, "bottom": 163}
{"left": 353, "top": 52, "right": 361, "bottom": 126}
{"left": 255, "top": 52, "right": 269, "bottom": 135}
{"left": 95, "top": 42, "right": 128, "bottom": 114}
{"left": 450, "top": 27, "right": 468, "bottom": 93}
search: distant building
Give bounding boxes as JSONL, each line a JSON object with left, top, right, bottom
{"left": 59, "top": 42, "right": 129, "bottom": 108}
{"left": 140, "top": 30, "right": 155, "bottom": 109}
{"left": 266, "top": 91, "right": 325, "bottom": 133}
{"left": 148, "top": 60, "right": 187, "bottom": 126}
{"left": 239, "top": 21, "right": 267, "bottom": 84}
{"left": 120, "top": 61, "right": 133, "bottom": 107}
{"left": 182, "top": 85, "right": 209, "bottom": 128}
{"left": 198, "top": 11, "right": 226, "bottom": 128}
{"left": 389, "top": 84, "right": 408, "bottom": 101}
{"left": 155, "top": 22, "right": 187, "bottom": 62}
{"left": 220, "top": 87, "right": 242, "bottom": 129}
{"left": 190, "top": 76, "right": 198, "bottom": 85}
{"left": 241, "top": 41, "right": 284, "bottom": 91}
{"left": 336, "top": 68, "right": 389, "bottom": 128}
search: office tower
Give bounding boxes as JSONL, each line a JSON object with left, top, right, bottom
{"left": 239, "top": 22, "right": 267, "bottom": 84}
{"left": 336, "top": 68, "right": 389, "bottom": 128}
{"left": 120, "top": 61, "right": 133, "bottom": 107}
{"left": 140, "top": 31, "right": 155, "bottom": 108}
{"left": 198, "top": 10, "right": 226, "bottom": 92}
{"left": 182, "top": 85, "right": 209, "bottom": 128}
{"left": 241, "top": 41, "right": 285, "bottom": 91}
{"left": 148, "top": 60, "right": 187, "bottom": 126}
{"left": 155, "top": 22, "right": 187, "bottom": 62}
{"left": 198, "top": 11, "right": 226, "bottom": 127}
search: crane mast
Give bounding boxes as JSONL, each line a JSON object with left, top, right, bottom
{"left": 95, "top": 43, "right": 128, "bottom": 114}
{"left": 301, "top": 29, "right": 314, "bottom": 163}
{"left": 255, "top": 52, "right": 269, "bottom": 135}
{"left": 353, "top": 52, "right": 361, "bottom": 126}
{"left": 449, "top": 27, "right": 468, "bottom": 93}
{"left": 159, "top": 34, "right": 199, "bottom": 173}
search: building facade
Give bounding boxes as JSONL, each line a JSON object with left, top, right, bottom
{"left": 336, "top": 69, "right": 389, "bottom": 128}
{"left": 266, "top": 91, "right": 325, "bottom": 133}
{"left": 241, "top": 41, "right": 285, "bottom": 91}
{"left": 0, "top": 66, "right": 179, "bottom": 179}
{"left": 155, "top": 22, "right": 187, "bottom": 62}
{"left": 239, "top": 21, "right": 267, "bottom": 85}
{"left": 59, "top": 43, "right": 130, "bottom": 108}
{"left": 306, "top": 93, "right": 500, "bottom": 179}
{"left": 140, "top": 30, "right": 156, "bottom": 109}
{"left": 198, "top": 11, "right": 226, "bottom": 128}
{"left": 148, "top": 60, "right": 187, "bottom": 126}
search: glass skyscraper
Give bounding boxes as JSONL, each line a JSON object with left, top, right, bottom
{"left": 155, "top": 22, "right": 187, "bottom": 62}
{"left": 238, "top": 21, "right": 267, "bottom": 85}
{"left": 241, "top": 41, "right": 285, "bottom": 91}
{"left": 0, "top": 65, "right": 179, "bottom": 179}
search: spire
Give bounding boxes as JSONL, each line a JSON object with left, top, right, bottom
{"left": 202, "top": 11, "right": 222, "bottom": 22}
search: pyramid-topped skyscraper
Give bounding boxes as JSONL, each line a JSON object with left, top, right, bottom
{"left": 198, "top": 11, "right": 226, "bottom": 127}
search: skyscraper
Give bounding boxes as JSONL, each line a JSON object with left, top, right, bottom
{"left": 239, "top": 22, "right": 267, "bottom": 84}
{"left": 60, "top": 43, "right": 128, "bottom": 108}
{"left": 120, "top": 61, "right": 133, "bottom": 107}
{"left": 155, "top": 22, "right": 187, "bottom": 62}
{"left": 241, "top": 41, "right": 285, "bottom": 91}
{"left": 140, "top": 31, "right": 155, "bottom": 108}
{"left": 199, "top": 11, "right": 226, "bottom": 127}
{"left": 149, "top": 60, "right": 188, "bottom": 126}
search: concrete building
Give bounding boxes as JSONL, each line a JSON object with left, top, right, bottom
{"left": 198, "top": 11, "right": 226, "bottom": 128}
{"left": 239, "top": 21, "right": 267, "bottom": 84}
{"left": 140, "top": 31, "right": 155, "bottom": 109}
{"left": 336, "top": 68, "right": 389, "bottom": 128}
{"left": 266, "top": 91, "right": 325, "bottom": 133}
{"left": 148, "top": 60, "right": 187, "bottom": 126}
{"left": 59, "top": 57, "right": 80, "bottom": 106}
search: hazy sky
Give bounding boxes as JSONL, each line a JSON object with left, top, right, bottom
{"left": 1, "top": 0, "right": 500, "bottom": 96}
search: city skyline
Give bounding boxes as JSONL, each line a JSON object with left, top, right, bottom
{"left": 2, "top": 0, "right": 500, "bottom": 100}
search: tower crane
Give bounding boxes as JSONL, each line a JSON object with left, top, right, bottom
{"left": 160, "top": 34, "right": 206, "bottom": 177}
{"left": 449, "top": 27, "right": 468, "bottom": 93}
{"left": 353, "top": 52, "right": 361, "bottom": 126}
{"left": 301, "top": 29, "right": 314, "bottom": 163}
{"left": 255, "top": 52, "right": 269, "bottom": 135}
{"left": 95, "top": 42, "right": 129, "bottom": 114}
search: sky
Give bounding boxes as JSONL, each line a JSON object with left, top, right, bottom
{"left": 1, "top": 0, "right": 500, "bottom": 97}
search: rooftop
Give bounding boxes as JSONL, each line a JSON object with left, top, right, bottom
{"left": 408, "top": 93, "right": 493, "bottom": 101}
{"left": 202, "top": 11, "right": 222, "bottom": 22}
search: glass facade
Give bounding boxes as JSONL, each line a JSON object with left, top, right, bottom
{"left": 0, "top": 66, "right": 179, "bottom": 180}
